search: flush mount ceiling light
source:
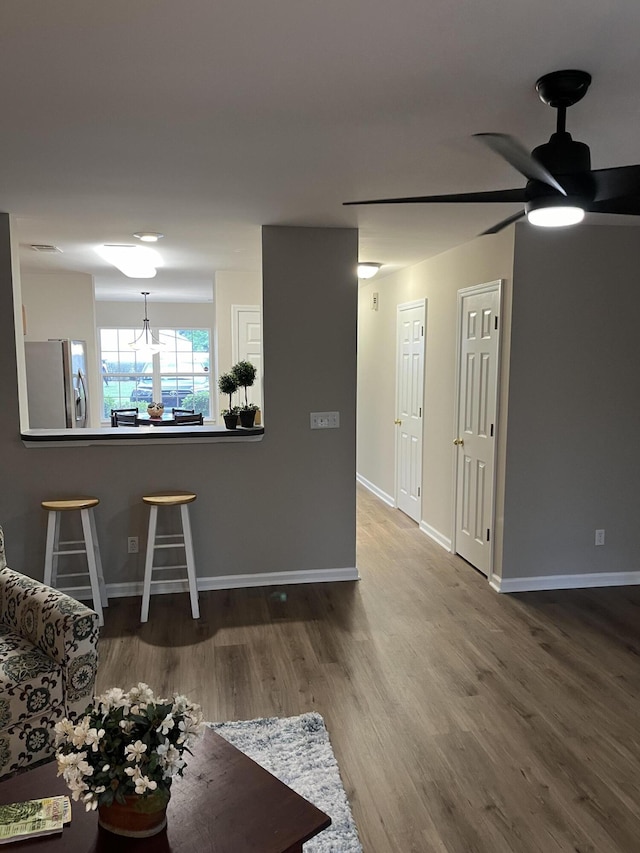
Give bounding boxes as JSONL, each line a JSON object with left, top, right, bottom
{"left": 129, "top": 291, "right": 165, "bottom": 353}
{"left": 357, "top": 262, "right": 382, "bottom": 279}
{"left": 95, "top": 244, "right": 161, "bottom": 278}
{"left": 133, "top": 231, "right": 164, "bottom": 243}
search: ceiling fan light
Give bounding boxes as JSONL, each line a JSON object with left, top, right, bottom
{"left": 526, "top": 205, "right": 585, "bottom": 228}
{"left": 357, "top": 262, "right": 382, "bottom": 279}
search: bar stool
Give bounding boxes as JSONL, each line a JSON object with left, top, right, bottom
{"left": 41, "top": 497, "right": 108, "bottom": 626}
{"left": 140, "top": 491, "right": 200, "bottom": 623}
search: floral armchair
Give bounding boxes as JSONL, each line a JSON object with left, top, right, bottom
{"left": 0, "top": 525, "right": 99, "bottom": 779}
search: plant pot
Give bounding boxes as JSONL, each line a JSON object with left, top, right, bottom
{"left": 239, "top": 409, "right": 256, "bottom": 428}
{"left": 223, "top": 412, "right": 238, "bottom": 429}
{"left": 98, "top": 788, "right": 170, "bottom": 838}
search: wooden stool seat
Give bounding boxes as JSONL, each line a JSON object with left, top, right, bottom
{"left": 142, "top": 492, "right": 197, "bottom": 507}
{"left": 41, "top": 496, "right": 107, "bottom": 626}
{"left": 141, "top": 491, "right": 199, "bottom": 623}
{"left": 41, "top": 497, "right": 100, "bottom": 512}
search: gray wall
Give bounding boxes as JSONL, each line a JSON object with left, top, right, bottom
{"left": 0, "top": 217, "right": 358, "bottom": 585}
{"left": 502, "top": 224, "right": 640, "bottom": 581}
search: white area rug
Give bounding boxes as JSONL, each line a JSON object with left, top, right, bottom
{"left": 210, "top": 711, "right": 362, "bottom": 852}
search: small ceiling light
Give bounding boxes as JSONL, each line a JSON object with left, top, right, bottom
{"left": 95, "top": 244, "right": 162, "bottom": 278}
{"left": 357, "top": 262, "right": 382, "bottom": 279}
{"left": 129, "top": 291, "right": 165, "bottom": 353}
{"left": 525, "top": 197, "right": 585, "bottom": 228}
{"left": 133, "top": 231, "right": 164, "bottom": 243}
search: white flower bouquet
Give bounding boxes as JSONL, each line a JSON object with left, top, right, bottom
{"left": 55, "top": 683, "right": 204, "bottom": 812}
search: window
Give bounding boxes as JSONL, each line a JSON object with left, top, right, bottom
{"left": 100, "top": 328, "right": 212, "bottom": 421}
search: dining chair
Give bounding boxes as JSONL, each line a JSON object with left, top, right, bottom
{"left": 171, "top": 413, "right": 204, "bottom": 426}
{"left": 114, "top": 412, "right": 138, "bottom": 426}
{"left": 172, "top": 408, "right": 195, "bottom": 416}
{"left": 111, "top": 408, "right": 138, "bottom": 427}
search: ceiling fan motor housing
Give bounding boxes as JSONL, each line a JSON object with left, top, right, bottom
{"left": 528, "top": 132, "right": 595, "bottom": 208}
{"left": 532, "top": 132, "right": 591, "bottom": 175}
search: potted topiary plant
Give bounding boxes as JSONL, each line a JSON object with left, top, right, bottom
{"left": 231, "top": 360, "right": 258, "bottom": 427}
{"left": 238, "top": 403, "right": 259, "bottom": 428}
{"left": 218, "top": 372, "right": 239, "bottom": 428}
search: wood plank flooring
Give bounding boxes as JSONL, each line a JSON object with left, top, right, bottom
{"left": 97, "top": 485, "right": 640, "bottom": 852}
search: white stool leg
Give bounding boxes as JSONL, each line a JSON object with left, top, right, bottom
{"left": 88, "top": 509, "right": 108, "bottom": 608}
{"left": 51, "top": 512, "right": 61, "bottom": 584}
{"left": 81, "top": 509, "right": 104, "bottom": 627}
{"left": 141, "top": 505, "right": 158, "bottom": 624}
{"left": 181, "top": 504, "right": 199, "bottom": 620}
{"left": 44, "top": 511, "right": 58, "bottom": 587}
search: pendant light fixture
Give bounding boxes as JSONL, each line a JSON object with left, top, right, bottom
{"left": 129, "top": 292, "right": 165, "bottom": 353}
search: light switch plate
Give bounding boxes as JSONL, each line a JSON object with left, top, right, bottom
{"left": 310, "top": 411, "right": 340, "bottom": 429}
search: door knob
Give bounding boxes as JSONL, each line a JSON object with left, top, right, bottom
{"left": 453, "top": 438, "right": 464, "bottom": 446}
{"left": 394, "top": 419, "right": 402, "bottom": 425}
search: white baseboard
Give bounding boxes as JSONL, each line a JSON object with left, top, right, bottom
{"left": 61, "top": 566, "right": 361, "bottom": 603}
{"left": 491, "top": 570, "right": 640, "bottom": 593}
{"left": 419, "top": 521, "right": 452, "bottom": 552}
{"left": 356, "top": 473, "right": 395, "bottom": 507}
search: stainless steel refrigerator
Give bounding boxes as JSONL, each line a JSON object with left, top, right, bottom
{"left": 24, "top": 339, "right": 90, "bottom": 428}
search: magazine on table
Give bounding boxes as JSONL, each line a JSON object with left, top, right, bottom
{"left": 0, "top": 796, "right": 71, "bottom": 844}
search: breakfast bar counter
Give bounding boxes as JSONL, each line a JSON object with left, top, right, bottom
{"left": 21, "top": 425, "right": 264, "bottom": 447}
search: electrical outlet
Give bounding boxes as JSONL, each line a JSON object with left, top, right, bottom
{"left": 595, "top": 529, "right": 605, "bottom": 546}
{"left": 128, "top": 536, "right": 139, "bottom": 554}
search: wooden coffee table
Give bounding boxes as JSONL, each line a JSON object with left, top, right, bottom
{"left": 0, "top": 728, "right": 331, "bottom": 852}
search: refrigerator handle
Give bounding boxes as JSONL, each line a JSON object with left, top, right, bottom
{"left": 76, "top": 370, "right": 88, "bottom": 427}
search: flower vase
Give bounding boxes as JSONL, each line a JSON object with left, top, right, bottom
{"left": 98, "top": 788, "right": 170, "bottom": 838}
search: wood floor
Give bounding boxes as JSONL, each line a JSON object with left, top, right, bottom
{"left": 97, "top": 485, "right": 640, "bottom": 852}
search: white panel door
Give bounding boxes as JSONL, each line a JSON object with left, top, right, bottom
{"left": 454, "top": 284, "right": 500, "bottom": 576}
{"left": 396, "top": 301, "right": 426, "bottom": 523}
{"left": 232, "top": 305, "right": 262, "bottom": 410}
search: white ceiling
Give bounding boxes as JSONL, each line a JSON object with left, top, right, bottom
{"left": 2, "top": 1, "right": 640, "bottom": 302}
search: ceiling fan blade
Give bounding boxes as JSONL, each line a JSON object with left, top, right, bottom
{"left": 591, "top": 165, "right": 640, "bottom": 202}
{"left": 474, "top": 133, "right": 567, "bottom": 197}
{"left": 588, "top": 197, "right": 640, "bottom": 216}
{"left": 343, "top": 188, "right": 527, "bottom": 206}
{"left": 480, "top": 210, "right": 526, "bottom": 236}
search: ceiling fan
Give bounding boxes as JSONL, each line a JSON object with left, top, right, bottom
{"left": 344, "top": 70, "right": 640, "bottom": 235}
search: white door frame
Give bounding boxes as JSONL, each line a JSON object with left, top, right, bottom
{"left": 395, "top": 298, "right": 426, "bottom": 521}
{"left": 451, "top": 280, "right": 503, "bottom": 583}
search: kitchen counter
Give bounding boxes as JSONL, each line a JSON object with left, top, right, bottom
{"left": 21, "top": 425, "right": 264, "bottom": 447}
